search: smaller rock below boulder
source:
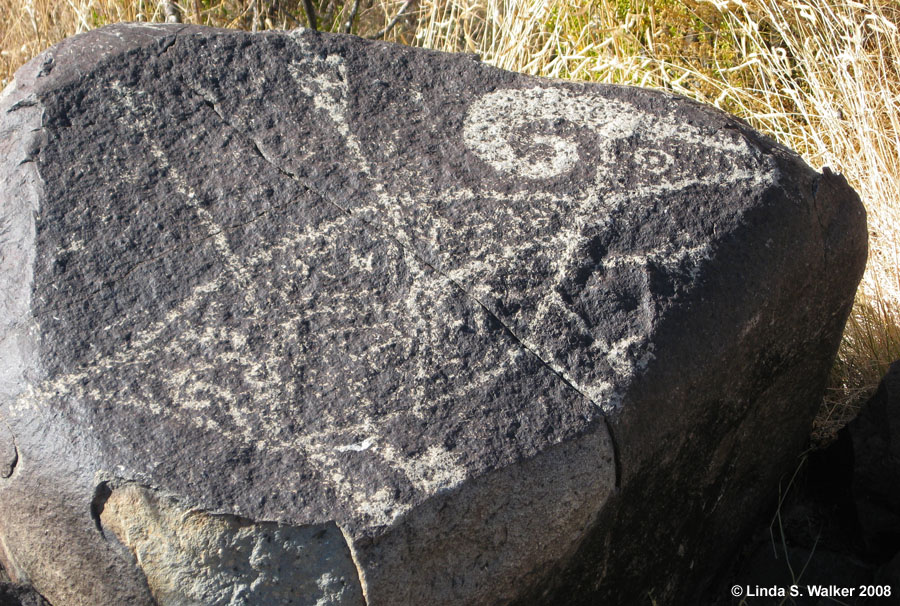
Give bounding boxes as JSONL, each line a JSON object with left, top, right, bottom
{"left": 99, "top": 483, "right": 365, "bottom": 606}
{"left": 704, "top": 361, "right": 900, "bottom": 605}
{"left": 0, "top": 582, "right": 50, "bottom": 606}
{"left": 847, "top": 360, "right": 900, "bottom": 558}
{"left": 875, "top": 550, "right": 900, "bottom": 601}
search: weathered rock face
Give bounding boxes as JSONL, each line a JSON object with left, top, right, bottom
{"left": 0, "top": 23, "right": 866, "bottom": 606}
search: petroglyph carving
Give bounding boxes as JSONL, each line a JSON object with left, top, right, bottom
{"left": 0, "top": 24, "right": 867, "bottom": 606}
{"left": 461, "top": 85, "right": 754, "bottom": 187}
{"left": 463, "top": 87, "right": 638, "bottom": 180}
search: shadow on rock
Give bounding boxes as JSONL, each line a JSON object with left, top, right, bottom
{"left": 706, "top": 360, "right": 900, "bottom": 605}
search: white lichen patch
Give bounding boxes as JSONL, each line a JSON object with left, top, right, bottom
{"left": 355, "top": 486, "right": 409, "bottom": 528}
{"left": 336, "top": 437, "right": 375, "bottom": 453}
{"left": 378, "top": 444, "right": 467, "bottom": 495}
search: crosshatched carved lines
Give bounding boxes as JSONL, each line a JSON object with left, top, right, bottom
{"left": 23, "top": 40, "right": 775, "bottom": 519}
{"left": 271, "top": 44, "right": 773, "bottom": 413}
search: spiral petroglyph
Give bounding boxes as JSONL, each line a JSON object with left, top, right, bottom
{"left": 462, "top": 86, "right": 639, "bottom": 180}
{"left": 0, "top": 23, "right": 866, "bottom": 606}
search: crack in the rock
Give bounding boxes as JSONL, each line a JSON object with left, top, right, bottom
{"left": 36, "top": 71, "right": 621, "bottom": 495}
{"left": 197, "top": 94, "right": 590, "bottom": 397}
{"left": 185, "top": 88, "right": 623, "bottom": 490}
{"left": 90, "top": 481, "right": 113, "bottom": 537}
{"left": 338, "top": 524, "right": 370, "bottom": 606}
{"left": 155, "top": 32, "right": 180, "bottom": 57}
{"left": 812, "top": 168, "right": 831, "bottom": 272}
{"left": 6, "top": 97, "right": 39, "bottom": 113}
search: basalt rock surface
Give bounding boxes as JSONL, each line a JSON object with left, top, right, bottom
{"left": 0, "top": 23, "right": 866, "bottom": 606}
{"left": 0, "top": 582, "right": 51, "bottom": 606}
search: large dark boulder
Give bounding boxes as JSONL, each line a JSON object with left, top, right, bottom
{"left": 0, "top": 23, "right": 866, "bottom": 605}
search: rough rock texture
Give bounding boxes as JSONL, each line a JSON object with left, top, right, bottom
{"left": 847, "top": 360, "right": 900, "bottom": 559}
{"left": 0, "top": 23, "right": 866, "bottom": 606}
{"left": 0, "top": 582, "right": 51, "bottom": 606}
{"left": 99, "top": 483, "right": 365, "bottom": 605}
{"left": 877, "top": 551, "right": 900, "bottom": 599}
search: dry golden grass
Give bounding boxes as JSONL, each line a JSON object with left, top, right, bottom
{"left": 2, "top": 0, "right": 898, "bottom": 438}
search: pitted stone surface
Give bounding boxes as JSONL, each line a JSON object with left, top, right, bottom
{"left": 0, "top": 23, "right": 866, "bottom": 606}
